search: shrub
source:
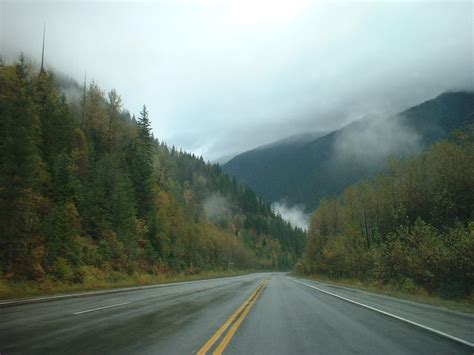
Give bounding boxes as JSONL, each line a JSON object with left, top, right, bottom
{"left": 51, "top": 257, "right": 74, "bottom": 282}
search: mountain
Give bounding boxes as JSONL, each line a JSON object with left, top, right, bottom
{"left": 0, "top": 59, "right": 306, "bottom": 285}
{"left": 223, "top": 92, "right": 474, "bottom": 211}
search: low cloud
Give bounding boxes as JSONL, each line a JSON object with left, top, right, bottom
{"left": 272, "top": 201, "right": 310, "bottom": 230}
{"left": 60, "top": 80, "right": 83, "bottom": 104}
{"left": 2, "top": 1, "right": 471, "bottom": 161}
{"left": 203, "top": 193, "right": 232, "bottom": 222}
{"left": 333, "top": 114, "right": 421, "bottom": 164}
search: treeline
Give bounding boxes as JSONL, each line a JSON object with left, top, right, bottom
{"left": 297, "top": 129, "right": 474, "bottom": 298}
{"left": 0, "top": 57, "right": 305, "bottom": 285}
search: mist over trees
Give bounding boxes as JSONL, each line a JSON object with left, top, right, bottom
{"left": 297, "top": 130, "right": 474, "bottom": 298}
{"left": 0, "top": 57, "right": 305, "bottom": 285}
{"left": 223, "top": 92, "right": 474, "bottom": 212}
{"left": 2, "top": 53, "right": 472, "bottom": 301}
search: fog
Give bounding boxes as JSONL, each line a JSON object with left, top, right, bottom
{"left": 203, "top": 193, "right": 232, "bottom": 223}
{"left": 1, "top": 0, "right": 472, "bottom": 161}
{"left": 333, "top": 114, "right": 422, "bottom": 164}
{"left": 273, "top": 201, "right": 310, "bottom": 230}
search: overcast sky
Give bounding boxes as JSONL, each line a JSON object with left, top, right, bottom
{"left": 1, "top": 0, "right": 472, "bottom": 160}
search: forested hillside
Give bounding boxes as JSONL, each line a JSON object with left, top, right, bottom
{"left": 297, "top": 130, "right": 474, "bottom": 298}
{"left": 223, "top": 92, "right": 474, "bottom": 211}
{"left": 0, "top": 57, "right": 305, "bottom": 287}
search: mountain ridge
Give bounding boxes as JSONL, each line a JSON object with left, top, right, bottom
{"left": 223, "top": 91, "right": 474, "bottom": 211}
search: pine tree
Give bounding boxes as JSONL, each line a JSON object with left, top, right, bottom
{"left": 106, "top": 89, "right": 122, "bottom": 150}
{"left": 129, "top": 105, "right": 155, "bottom": 218}
{"left": 137, "top": 105, "right": 153, "bottom": 144}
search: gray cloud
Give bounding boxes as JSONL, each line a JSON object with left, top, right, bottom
{"left": 1, "top": 0, "right": 472, "bottom": 160}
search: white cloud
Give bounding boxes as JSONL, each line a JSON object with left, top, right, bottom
{"left": 273, "top": 201, "right": 310, "bottom": 230}
{"left": 333, "top": 114, "right": 422, "bottom": 163}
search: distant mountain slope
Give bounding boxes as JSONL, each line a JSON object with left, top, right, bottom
{"left": 223, "top": 92, "right": 474, "bottom": 211}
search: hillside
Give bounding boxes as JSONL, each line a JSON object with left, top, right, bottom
{"left": 299, "top": 131, "right": 474, "bottom": 298}
{"left": 223, "top": 92, "right": 474, "bottom": 211}
{"left": 0, "top": 58, "right": 305, "bottom": 286}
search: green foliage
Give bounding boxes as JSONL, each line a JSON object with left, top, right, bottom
{"left": 0, "top": 58, "right": 305, "bottom": 286}
{"left": 0, "top": 58, "right": 48, "bottom": 280}
{"left": 51, "top": 257, "right": 74, "bottom": 283}
{"left": 300, "top": 135, "right": 474, "bottom": 298}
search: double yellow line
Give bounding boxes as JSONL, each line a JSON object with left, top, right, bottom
{"left": 197, "top": 278, "right": 270, "bottom": 355}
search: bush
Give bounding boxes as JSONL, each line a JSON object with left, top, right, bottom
{"left": 398, "top": 278, "right": 426, "bottom": 295}
{"left": 51, "top": 257, "right": 74, "bottom": 282}
{"left": 373, "top": 220, "right": 472, "bottom": 297}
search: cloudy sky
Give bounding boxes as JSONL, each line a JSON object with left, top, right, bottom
{"left": 1, "top": 0, "right": 472, "bottom": 160}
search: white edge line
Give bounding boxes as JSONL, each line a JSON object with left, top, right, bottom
{"left": 0, "top": 283, "right": 190, "bottom": 305}
{"left": 73, "top": 302, "right": 131, "bottom": 315}
{"left": 288, "top": 277, "right": 474, "bottom": 348}
{"left": 0, "top": 273, "right": 263, "bottom": 306}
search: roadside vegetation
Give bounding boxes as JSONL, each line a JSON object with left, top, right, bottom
{"left": 0, "top": 269, "right": 259, "bottom": 300}
{"left": 296, "top": 129, "right": 474, "bottom": 302}
{"left": 0, "top": 57, "right": 305, "bottom": 297}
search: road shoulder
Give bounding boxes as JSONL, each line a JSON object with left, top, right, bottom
{"left": 289, "top": 275, "right": 474, "bottom": 346}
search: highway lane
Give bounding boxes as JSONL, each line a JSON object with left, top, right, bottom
{"left": 0, "top": 273, "right": 267, "bottom": 354}
{"left": 0, "top": 272, "right": 472, "bottom": 354}
{"left": 225, "top": 275, "right": 473, "bottom": 354}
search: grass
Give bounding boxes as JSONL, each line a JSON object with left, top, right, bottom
{"left": 292, "top": 273, "right": 474, "bottom": 314}
{"left": 0, "top": 269, "right": 258, "bottom": 300}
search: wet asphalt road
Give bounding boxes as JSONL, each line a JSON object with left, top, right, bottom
{"left": 0, "top": 272, "right": 473, "bottom": 354}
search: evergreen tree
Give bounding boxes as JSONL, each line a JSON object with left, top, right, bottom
{"left": 129, "top": 105, "right": 155, "bottom": 218}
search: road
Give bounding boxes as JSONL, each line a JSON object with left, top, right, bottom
{"left": 1, "top": 273, "right": 473, "bottom": 354}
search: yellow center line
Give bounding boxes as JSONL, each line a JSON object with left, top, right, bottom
{"left": 197, "top": 278, "right": 269, "bottom": 355}
{"left": 213, "top": 279, "right": 269, "bottom": 355}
